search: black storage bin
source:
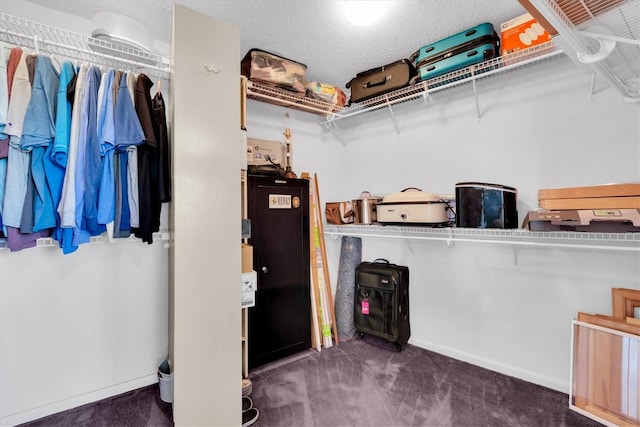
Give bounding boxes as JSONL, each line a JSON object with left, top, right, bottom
{"left": 455, "top": 182, "right": 518, "bottom": 229}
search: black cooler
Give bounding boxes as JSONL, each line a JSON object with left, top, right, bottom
{"left": 455, "top": 182, "right": 518, "bottom": 229}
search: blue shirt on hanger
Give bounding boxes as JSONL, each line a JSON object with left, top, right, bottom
{"left": 22, "top": 55, "right": 60, "bottom": 233}
{"left": 44, "top": 61, "right": 77, "bottom": 253}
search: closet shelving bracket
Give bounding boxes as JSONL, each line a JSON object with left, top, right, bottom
{"left": 525, "top": 0, "right": 640, "bottom": 102}
{"left": 0, "top": 13, "right": 170, "bottom": 79}
{"left": 324, "top": 120, "right": 346, "bottom": 145}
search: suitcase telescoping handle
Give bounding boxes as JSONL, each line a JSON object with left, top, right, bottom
{"left": 364, "top": 75, "right": 389, "bottom": 89}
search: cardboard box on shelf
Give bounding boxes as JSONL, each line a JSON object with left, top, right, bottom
{"left": 242, "top": 243, "right": 253, "bottom": 273}
{"left": 516, "top": 0, "right": 558, "bottom": 35}
{"left": 522, "top": 208, "right": 640, "bottom": 232}
{"left": 241, "top": 270, "right": 257, "bottom": 308}
{"left": 538, "top": 183, "right": 640, "bottom": 201}
{"left": 539, "top": 196, "right": 640, "bottom": 210}
{"left": 500, "top": 12, "right": 552, "bottom": 56}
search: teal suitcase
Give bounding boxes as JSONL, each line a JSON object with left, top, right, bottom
{"left": 410, "top": 23, "right": 500, "bottom": 83}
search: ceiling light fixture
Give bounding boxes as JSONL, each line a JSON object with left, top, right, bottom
{"left": 343, "top": 1, "right": 391, "bottom": 27}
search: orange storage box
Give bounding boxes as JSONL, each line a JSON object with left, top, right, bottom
{"left": 500, "top": 12, "right": 552, "bottom": 56}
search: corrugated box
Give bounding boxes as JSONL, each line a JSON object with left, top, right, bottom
{"left": 500, "top": 12, "right": 552, "bottom": 56}
{"left": 522, "top": 209, "right": 640, "bottom": 232}
{"left": 538, "top": 183, "right": 640, "bottom": 210}
{"left": 242, "top": 243, "right": 253, "bottom": 273}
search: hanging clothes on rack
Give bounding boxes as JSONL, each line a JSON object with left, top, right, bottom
{"left": 72, "top": 64, "right": 103, "bottom": 246}
{"left": 96, "top": 68, "right": 116, "bottom": 239}
{"left": 45, "top": 60, "right": 76, "bottom": 254}
{"left": 126, "top": 72, "right": 140, "bottom": 232}
{"left": 57, "top": 63, "right": 87, "bottom": 231}
{"left": 134, "top": 72, "right": 159, "bottom": 244}
{"left": 0, "top": 42, "right": 16, "bottom": 237}
{"left": 3, "top": 48, "right": 50, "bottom": 251}
{"left": 16, "top": 53, "right": 38, "bottom": 236}
{"left": 112, "top": 71, "right": 145, "bottom": 239}
{"left": 0, "top": 42, "right": 11, "bottom": 135}
{"left": 0, "top": 17, "right": 171, "bottom": 252}
{"left": 154, "top": 89, "right": 171, "bottom": 206}
{"left": 21, "top": 55, "right": 59, "bottom": 233}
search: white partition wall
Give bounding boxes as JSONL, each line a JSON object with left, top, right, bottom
{"left": 170, "top": 5, "right": 241, "bottom": 426}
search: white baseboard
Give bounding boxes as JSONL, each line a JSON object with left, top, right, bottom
{"left": 408, "top": 337, "right": 569, "bottom": 394}
{"left": 0, "top": 374, "right": 158, "bottom": 427}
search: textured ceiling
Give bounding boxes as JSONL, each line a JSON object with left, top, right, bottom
{"left": 24, "top": 0, "right": 527, "bottom": 88}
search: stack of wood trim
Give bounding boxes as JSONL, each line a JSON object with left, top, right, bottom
{"left": 538, "top": 183, "right": 640, "bottom": 210}
{"left": 305, "top": 172, "right": 339, "bottom": 351}
{"left": 573, "top": 288, "right": 639, "bottom": 427}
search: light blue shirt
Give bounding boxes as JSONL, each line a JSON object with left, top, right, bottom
{"left": 22, "top": 55, "right": 59, "bottom": 232}
{"left": 45, "top": 61, "right": 77, "bottom": 254}
{"left": 52, "top": 62, "right": 75, "bottom": 168}
{"left": 97, "top": 68, "right": 116, "bottom": 225}
{"left": 72, "top": 66, "right": 102, "bottom": 246}
{"left": 81, "top": 66, "right": 104, "bottom": 236}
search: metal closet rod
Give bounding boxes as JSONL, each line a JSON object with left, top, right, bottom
{"left": 0, "top": 28, "right": 170, "bottom": 77}
{"left": 0, "top": 13, "right": 170, "bottom": 78}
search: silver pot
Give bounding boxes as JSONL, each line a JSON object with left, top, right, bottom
{"left": 352, "top": 191, "right": 382, "bottom": 225}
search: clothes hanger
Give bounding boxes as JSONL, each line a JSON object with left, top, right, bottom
{"left": 49, "top": 53, "right": 62, "bottom": 72}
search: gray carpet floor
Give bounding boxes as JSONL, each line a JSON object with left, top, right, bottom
{"left": 19, "top": 336, "right": 603, "bottom": 427}
{"left": 17, "top": 384, "right": 173, "bottom": 427}
{"left": 249, "top": 335, "right": 603, "bottom": 427}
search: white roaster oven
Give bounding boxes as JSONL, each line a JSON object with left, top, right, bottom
{"left": 376, "top": 188, "right": 453, "bottom": 226}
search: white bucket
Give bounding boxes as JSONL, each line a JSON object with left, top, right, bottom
{"left": 158, "top": 372, "right": 174, "bottom": 403}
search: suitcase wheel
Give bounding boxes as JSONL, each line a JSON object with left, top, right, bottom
{"left": 395, "top": 343, "right": 402, "bottom": 352}
{"left": 359, "top": 332, "right": 364, "bottom": 339}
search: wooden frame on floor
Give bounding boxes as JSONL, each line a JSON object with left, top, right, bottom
{"left": 612, "top": 288, "right": 640, "bottom": 322}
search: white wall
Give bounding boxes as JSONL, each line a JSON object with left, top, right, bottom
{"left": 0, "top": 243, "right": 169, "bottom": 426}
{"left": 246, "top": 54, "right": 640, "bottom": 393}
{"left": 0, "top": 2, "right": 170, "bottom": 426}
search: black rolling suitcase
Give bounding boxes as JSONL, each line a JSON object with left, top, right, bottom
{"left": 354, "top": 259, "right": 410, "bottom": 351}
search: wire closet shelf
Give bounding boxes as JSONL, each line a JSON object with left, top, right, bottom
{"left": 324, "top": 224, "right": 640, "bottom": 252}
{"left": 246, "top": 41, "right": 564, "bottom": 120}
{"left": 0, "top": 13, "right": 170, "bottom": 79}
{"left": 532, "top": 0, "right": 640, "bottom": 101}
{"left": 327, "top": 41, "right": 564, "bottom": 122}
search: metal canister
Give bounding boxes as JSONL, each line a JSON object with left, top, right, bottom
{"left": 352, "top": 191, "right": 382, "bottom": 225}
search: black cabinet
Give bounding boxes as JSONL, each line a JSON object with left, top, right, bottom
{"left": 247, "top": 174, "right": 311, "bottom": 369}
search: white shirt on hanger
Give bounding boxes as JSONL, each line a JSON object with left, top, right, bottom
{"left": 58, "top": 63, "right": 88, "bottom": 228}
